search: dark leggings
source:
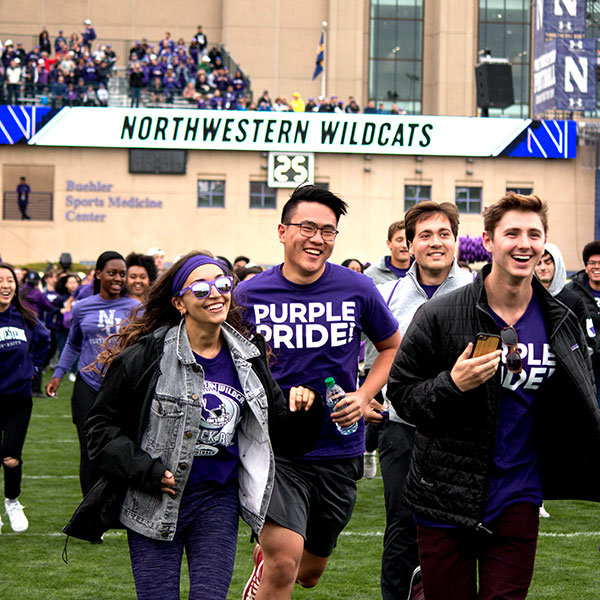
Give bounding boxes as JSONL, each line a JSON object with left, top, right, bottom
{"left": 0, "top": 395, "right": 33, "bottom": 499}
{"left": 127, "top": 479, "right": 239, "bottom": 600}
{"left": 71, "top": 375, "right": 102, "bottom": 497}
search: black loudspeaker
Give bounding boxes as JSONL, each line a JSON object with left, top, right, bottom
{"left": 475, "top": 63, "right": 514, "bottom": 109}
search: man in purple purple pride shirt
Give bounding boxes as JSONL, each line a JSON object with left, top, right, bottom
{"left": 388, "top": 192, "right": 600, "bottom": 600}
{"left": 236, "top": 185, "right": 400, "bottom": 599}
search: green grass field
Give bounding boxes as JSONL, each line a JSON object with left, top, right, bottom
{"left": 1, "top": 373, "right": 599, "bottom": 599}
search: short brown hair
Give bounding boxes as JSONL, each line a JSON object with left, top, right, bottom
{"left": 483, "top": 192, "right": 548, "bottom": 238}
{"left": 404, "top": 202, "right": 459, "bottom": 244}
{"left": 387, "top": 220, "right": 405, "bottom": 242}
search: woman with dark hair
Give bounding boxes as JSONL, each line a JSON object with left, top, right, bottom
{"left": 46, "top": 251, "right": 139, "bottom": 497}
{"left": 125, "top": 252, "right": 158, "bottom": 302}
{"left": 0, "top": 263, "right": 50, "bottom": 533}
{"left": 66, "top": 250, "right": 314, "bottom": 599}
{"left": 341, "top": 258, "right": 364, "bottom": 273}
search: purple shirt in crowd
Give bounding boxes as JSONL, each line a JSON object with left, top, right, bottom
{"left": 235, "top": 262, "right": 399, "bottom": 459}
{"left": 417, "top": 292, "right": 550, "bottom": 529}
{"left": 187, "top": 345, "right": 246, "bottom": 486}
{"left": 384, "top": 256, "right": 409, "bottom": 279}
{"left": 0, "top": 306, "right": 50, "bottom": 397}
{"left": 53, "top": 294, "right": 139, "bottom": 391}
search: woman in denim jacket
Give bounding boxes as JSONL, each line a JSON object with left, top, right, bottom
{"left": 80, "top": 251, "right": 315, "bottom": 600}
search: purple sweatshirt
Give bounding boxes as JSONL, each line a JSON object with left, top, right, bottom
{"left": 0, "top": 306, "right": 51, "bottom": 396}
{"left": 53, "top": 294, "right": 139, "bottom": 391}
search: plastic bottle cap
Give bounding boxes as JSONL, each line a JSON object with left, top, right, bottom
{"left": 324, "top": 377, "right": 335, "bottom": 387}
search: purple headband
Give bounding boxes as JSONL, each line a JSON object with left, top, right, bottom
{"left": 171, "top": 255, "right": 225, "bottom": 295}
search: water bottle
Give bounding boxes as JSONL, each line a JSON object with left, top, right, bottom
{"left": 324, "top": 377, "right": 358, "bottom": 436}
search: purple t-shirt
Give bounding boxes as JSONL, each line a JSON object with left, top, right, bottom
{"left": 384, "top": 256, "right": 409, "bottom": 279}
{"left": 419, "top": 283, "right": 440, "bottom": 299}
{"left": 187, "top": 345, "right": 245, "bottom": 486}
{"left": 235, "top": 262, "right": 399, "bottom": 459}
{"left": 53, "top": 294, "right": 139, "bottom": 391}
{"left": 417, "top": 292, "right": 550, "bottom": 528}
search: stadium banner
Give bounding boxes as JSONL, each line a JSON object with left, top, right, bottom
{"left": 0, "top": 106, "right": 574, "bottom": 159}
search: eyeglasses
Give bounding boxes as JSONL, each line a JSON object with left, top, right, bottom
{"left": 285, "top": 221, "right": 339, "bottom": 242}
{"left": 177, "top": 276, "right": 233, "bottom": 299}
{"left": 500, "top": 326, "right": 522, "bottom": 373}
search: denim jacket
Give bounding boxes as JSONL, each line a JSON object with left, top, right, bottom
{"left": 82, "top": 320, "right": 275, "bottom": 542}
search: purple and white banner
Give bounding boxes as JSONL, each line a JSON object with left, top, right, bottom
{"left": 540, "top": 0, "right": 586, "bottom": 36}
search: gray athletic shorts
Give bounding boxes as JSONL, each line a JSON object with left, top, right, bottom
{"left": 265, "top": 455, "right": 363, "bottom": 557}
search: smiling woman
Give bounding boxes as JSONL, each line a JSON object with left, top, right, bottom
{"left": 63, "top": 250, "right": 310, "bottom": 600}
{"left": 45, "top": 251, "right": 140, "bottom": 499}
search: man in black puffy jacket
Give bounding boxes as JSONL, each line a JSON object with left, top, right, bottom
{"left": 388, "top": 192, "right": 600, "bottom": 600}
{"left": 565, "top": 239, "right": 600, "bottom": 404}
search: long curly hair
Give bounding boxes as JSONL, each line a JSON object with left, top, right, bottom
{"left": 96, "top": 250, "right": 247, "bottom": 370}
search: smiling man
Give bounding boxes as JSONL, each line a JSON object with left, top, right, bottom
{"left": 235, "top": 184, "right": 400, "bottom": 600}
{"left": 370, "top": 202, "right": 472, "bottom": 600}
{"left": 387, "top": 192, "right": 600, "bottom": 599}
{"left": 565, "top": 240, "right": 600, "bottom": 402}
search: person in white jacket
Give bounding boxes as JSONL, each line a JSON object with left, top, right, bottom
{"left": 367, "top": 201, "right": 473, "bottom": 600}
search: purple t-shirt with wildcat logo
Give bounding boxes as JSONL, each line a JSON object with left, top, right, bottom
{"left": 187, "top": 345, "right": 245, "bottom": 486}
{"left": 235, "top": 262, "right": 399, "bottom": 459}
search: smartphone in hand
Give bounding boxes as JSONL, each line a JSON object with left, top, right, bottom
{"left": 470, "top": 333, "right": 501, "bottom": 358}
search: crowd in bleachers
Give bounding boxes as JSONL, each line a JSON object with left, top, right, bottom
{"left": 0, "top": 23, "right": 411, "bottom": 114}
{"left": 0, "top": 21, "right": 116, "bottom": 107}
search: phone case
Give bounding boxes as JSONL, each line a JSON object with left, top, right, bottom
{"left": 471, "top": 333, "right": 501, "bottom": 358}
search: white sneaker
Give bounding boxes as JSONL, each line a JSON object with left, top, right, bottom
{"left": 68, "top": 373, "right": 77, "bottom": 383}
{"left": 363, "top": 451, "right": 377, "bottom": 479}
{"left": 5, "top": 498, "right": 29, "bottom": 532}
{"left": 539, "top": 503, "right": 551, "bottom": 518}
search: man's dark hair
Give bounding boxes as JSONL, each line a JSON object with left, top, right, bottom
{"left": 387, "top": 220, "right": 405, "bottom": 242}
{"left": 582, "top": 241, "right": 600, "bottom": 265}
{"left": 404, "top": 202, "right": 459, "bottom": 244}
{"left": 281, "top": 185, "right": 348, "bottom": 225}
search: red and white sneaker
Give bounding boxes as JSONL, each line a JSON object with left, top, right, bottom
{"left": 242, "top": 544, "right": 264, "bottom": 600}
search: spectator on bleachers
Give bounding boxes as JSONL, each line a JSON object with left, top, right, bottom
{"left": 39, "top": 29, "right": 52, "bottom": 55}
{"left": 69, "top": 32, "right": 82, "bottom": 52}
{"left": 129, "top": 64, "right": 143, "bottom": 107}
{"left": 304, "top": 96, "right": 317, "bottom": 112}
{"left": 96, "top": 59, "right": 110, "bottom": 87}
{"left": 129, "top": 41, "right": 144, "bottom": 61}
{"left": 194, "top": 25, "right": 208, "bottom": 57}
{"left": 24, "top": 57, "right": 38, "bottom": 98}
{"left": 66, "top": 82, "right": 79, "bottom": 106}
{"left": 6, "top": 59, "right": 22, "bottom": 105}
{"left": 96, "top": 82, "right": 108, "bottom": 106}
{"left": 182, "top": 81, "right": 199, "bottom": 104}
{"left": 232, "top": 69, "right": 247, "bottom": 96}
{"left": 82, "top": 83, "right": 97, "bottom": 106}
{"left": 2, "top": 40, "right": 16, "bottom": 68}
{"left": 364, "top": 99, "right": 378, "bottom": 114}
{"left": 37, "top": 59, "right": 48, "bottom": 93}
{"left": 345, "top": 96, "right": 360, "bottom": 113}
{"left": 209, "top": 89, "right": 223, "bottom": 110}
{"left": 54, "top": 30, "right": 66, "bottom": 54}
{"left": 195, "top": 71, "right": 212, "bottom": 95}
{"left": 51, "top": 74, "right": 67, "bottom": 107}
{"left": 290, "top": 91, "right": 305, "bottom": 112}
{"left": 257, "top": 89, "right": 272, "bottom": 109}
{"left": 148, "top": 75, "right": 163, "bottom": 104}
{"left": 162, "top": 68, "right": 178, "bottom": 103}
{"left": 82, "top": 19, "right": 96, "bottom": 52}
{"left": 273, "top": 96, "right": 290, "bottom": 111}
{"left": 14, "top": 42, "right": 27, "bottom": 65}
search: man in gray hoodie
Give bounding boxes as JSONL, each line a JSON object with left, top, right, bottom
{"left": 367, "top": 201, "right": 473, "bottom": 600}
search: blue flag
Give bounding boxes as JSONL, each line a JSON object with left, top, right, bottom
{"left": 312, "top": 31, "right": 324, "bottom": 80}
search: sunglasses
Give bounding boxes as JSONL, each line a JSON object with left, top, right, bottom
{"left": 500, "top": 326, "right": 522, "bottom": 373}
{"left": 177, "top": 275, "right": 233, "bottom": 299}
